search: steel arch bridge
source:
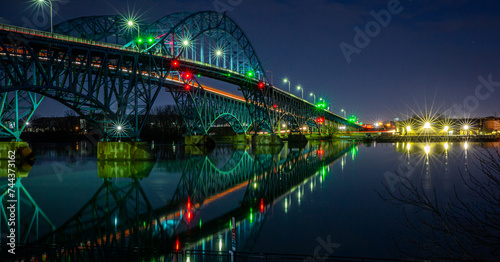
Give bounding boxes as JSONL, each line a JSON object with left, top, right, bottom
{"left": 0, "top": 11, "right": 360, "bottom": 140}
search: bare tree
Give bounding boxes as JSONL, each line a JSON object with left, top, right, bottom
{"left": 142, "top": 105, "right": 185, "bottom": 140}
{"left": 379, "top": 149, "right": 500, "bottom": 261}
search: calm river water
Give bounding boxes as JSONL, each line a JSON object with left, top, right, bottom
{"left": 1, "top": 140, "right": 499, "bottom": 260}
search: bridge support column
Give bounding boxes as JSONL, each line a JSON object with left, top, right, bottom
{"left": 251, "top": 134, "right": 282, "bottom": 146}
{"left": 306, "top": 134, "right": 333, "bottom": 141}
{"left": 97, "top": 142, "right": 155, "bottom": 161}
{"left": 0, "top": 142, "right": 34, "bottom": 161}
{"left": 185, "top": 135, "right": 216, "bottom": 147}
{"left": 233, "top": 134, "right": 251, "bottom": 144}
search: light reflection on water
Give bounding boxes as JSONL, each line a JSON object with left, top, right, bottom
{"left": 0, "top": 141, "right": 498, "bottom": 260}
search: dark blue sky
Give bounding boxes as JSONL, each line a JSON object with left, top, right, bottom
{"left": 1, "top": 0, "right": 500, "bottom": 124}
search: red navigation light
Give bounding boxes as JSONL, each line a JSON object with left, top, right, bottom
{"left": 258, "top": 82, "right": 264, "bottom": 89}
{"left": 183, "top": 72, "right": 192, "bottom": 79}
{"left": 187, "top": 197, "right": 191, "bottom": 210}
{"left": 176, "top": 239, "right": 180, "bottom": 251}
{"left": 317, "top": 149, "right": 324, "bottom": 156}
{"left": 172, "top": 60, "right": 179, "bottom": 67}
{"left": 316, "top": 116, "right": 324, "bottom": 123}
{"left": 260, "top": 198, "right": 264, "bottom": 213}
{"left": 184, "top": 84, "right": 191, "bottom": 90}
{"left": 187, "top": 211, "right": 191, "bottom": 221}
{"left": 273, "top": 104, "right": 277, "bottom": 109}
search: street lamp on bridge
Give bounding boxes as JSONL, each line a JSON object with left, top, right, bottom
{"left": 341, "top": 109, "right": 346, "bottom": 118}
{"left": 283, "top": 78, "right": 291, "bottom": 94}
{"left": 309, "top": 93, "right": 316, "bottom": 104}
{"left": 37, "top": 0, "right": 53, "bottom": 34}
{"left": 126, "top": 20, "right": 140, "bottom": 38}
{"left": 297, "top": 85, "right": 304, "bottom": 100}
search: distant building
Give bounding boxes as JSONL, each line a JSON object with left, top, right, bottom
{"left": 483, "top": 116, "right": 500, "bottom": 132}
{"left": 28, "top": 116, "right": 85, "bottom": 133}
{"left": 395, "top": 116, "right": 498, "bottom": 136}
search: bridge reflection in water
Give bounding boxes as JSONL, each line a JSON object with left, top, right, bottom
{"left": 0, "top": 141, "right": 355, "bottom": 261}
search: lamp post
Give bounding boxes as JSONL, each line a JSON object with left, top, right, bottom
{"left": 309, "top": 93, "right": 316, "bottom": 104}
{"left": 38, "top": 0, "right": 53, "bottom": 34}
{"left": 297, "top": 85, "right": 303, "bottom": 100}
{"left": 266, "top": 70, "right": 274, "bottom": 86}
{"left": 127, "top": 20, "right": 140, "bottom": 38}
{"left": 463, "top": 125, "right": 469, "bottom": 137}
{"left": 341, "top": 109, "right": 346, "bottom": 118}
{"left": 283, "top": 78, "right": 291, "bottom": 94}
{"left": 127, "top": 20, "right": 141, "bottom": 51}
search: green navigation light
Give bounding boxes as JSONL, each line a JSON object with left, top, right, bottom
{"left": 348, "top": 115, "right": 358, "bottom": 123}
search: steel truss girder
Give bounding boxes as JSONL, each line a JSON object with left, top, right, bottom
{"left": 0, "top": 30, "right": 171, "bottom": 139}
{"left": 51, "top": 15, "right": 134, "bottom": 45}
{"left": 169, "top": 77, "right": 252, "bottom": 135}
{"left": 240, "top": 83, "right": 273, "bottom": 133}
{"left": 136, "top": 11, "right": 268, "bottom": 82}
{"left": 267, "top": 88, "right": 322, "bottom": 133}
{"left": 0, "top": 90, "right": 43, "bottom": 140}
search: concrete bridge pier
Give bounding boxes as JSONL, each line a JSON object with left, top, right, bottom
{"left": 0, "top": 142, "right": 34, "bottom": 161}
{"left": 251, "top": 134, "right": 283, "bottom": 154}
{"left": 251, "top": 134, "right": 283, "bottom": 146}
{"left": 185, "top": 135, "right": 216, "bottom": 147}
{"left": 306, "top": 133, "right": 333, "bottom": 141}
{"left": 233, "top": 134, "right": 251, "bottom": 145}
{"left": 97, "top": 142, "right": 155, "bottom": 161}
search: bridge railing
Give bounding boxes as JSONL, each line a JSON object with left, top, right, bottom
{"left": 0, "top": 23, "right": 127, "bottom": 51}
{"left": 0, "top": 23, "right": 248, "bottom": 88}
{"left": 0, "top": 23, "right": 244, "bottom": 75}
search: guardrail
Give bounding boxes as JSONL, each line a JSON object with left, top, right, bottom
{"left": 0, "top": 23, "right": 245, "bottom": 78}
{"left": 0, "top": 23, "right": 126, "bottom": 51}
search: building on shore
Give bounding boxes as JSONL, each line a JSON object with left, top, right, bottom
{"left": 395, "top": 116, "right": 499, "bottom": 136}
{"left": 483, "top": 116, "right": 500, "bottom": 132}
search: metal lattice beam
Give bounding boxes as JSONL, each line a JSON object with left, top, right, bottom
{"left": 0, "top": 28, "right": 172, "bottom": 139}
{"left": 52, "top": 15, "right": 134, "bottom": 45}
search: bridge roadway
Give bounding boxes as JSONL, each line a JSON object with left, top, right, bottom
{"left": 0, "top": 21, "right": 360, "bottom": 143}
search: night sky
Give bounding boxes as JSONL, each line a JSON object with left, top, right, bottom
{"left": 1, "top": 0, "right": 500, "bottom": 124}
